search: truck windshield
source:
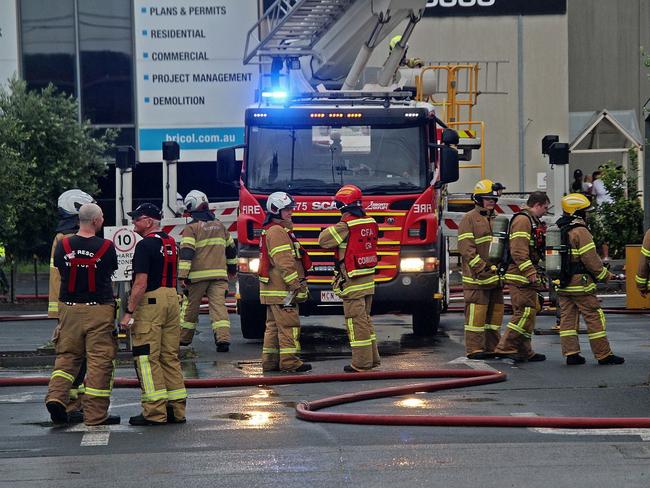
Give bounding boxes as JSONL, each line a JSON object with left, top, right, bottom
{"left": 246, "top": 125, "right": 426, "bottom": 195}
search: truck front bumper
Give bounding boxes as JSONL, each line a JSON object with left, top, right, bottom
{"left": 238, "top": 271, "right": 440, "bottom": 315}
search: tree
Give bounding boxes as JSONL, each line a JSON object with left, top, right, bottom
{"left": 590, "top": 151, "right": 644, "bottom": 259}
{"left": 0, "top": 77, "right": 116, "bottom": 260}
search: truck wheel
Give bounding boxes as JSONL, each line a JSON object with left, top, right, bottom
{"left": 240, "top": 301, "right": 266, "bottom": 339}
{"left": 412, "top": 301, "right": 441, "bottom": 337}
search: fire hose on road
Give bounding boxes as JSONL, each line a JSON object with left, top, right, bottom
{"left": 3, "top": 369, "right": 650, "bottom": 428}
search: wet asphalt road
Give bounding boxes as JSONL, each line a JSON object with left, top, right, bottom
{"left": 2, "top": 300, "right": 650, "bottom": 487}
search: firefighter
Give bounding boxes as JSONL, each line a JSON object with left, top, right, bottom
{"left": 48, "top": 189, "right": 95, "bottom": 419}
{"left": 45, "top": 203, "right": 120, "bottom": 425}
{"left": 178, "top": 190, "right": 237, "bottom": 352}
{"left": 119, "top": 203, "right": 188, "bottom": 425}
{"left": 318, "top": 185, "right": 381, "bottom": 372}
{"left": 389, "top": 35, "right": 424, "bottom": 69}
{"left": 556, "top": 194, "right": 624, "bottom": 365}
{"left": 494, "top": 191, "right": 550, "bottom": 362}
{"left": 635, "top": 226, "right": 650, "bottom": 296}
{"left": 259, "top": 192, "right": 312, "bottom": 373}
{"left": 459, "top": 179, "right": 505, "bottom": 359}
{"left": 0, "top": 242, "right": 8, "bottom": 295}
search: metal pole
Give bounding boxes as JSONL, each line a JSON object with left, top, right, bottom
{"left": 644, "top": 115, "right": 650, "bottom": 230}
{"left": 517, "top": 15, "right": 525, "bottom": 192}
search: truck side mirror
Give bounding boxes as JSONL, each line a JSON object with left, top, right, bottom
{"left": 429, "top": 142, "right": 459, "bottom": 188}
{"left": 439, "top": 145, "right": 459, "bottom": 185}
{"left": 216, "top": 146, "right": 242, "bottom": 184}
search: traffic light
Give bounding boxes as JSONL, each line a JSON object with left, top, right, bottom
{"left": 162, "top": 141, "right": 180, "bottom": 161}
{"left": 115, "top": 146, "right": 136, "bottom": 171}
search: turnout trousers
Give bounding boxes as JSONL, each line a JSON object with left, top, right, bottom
{"left": 51, "top": 304, "right": 87, "bottom": 413}
{"left": 495, "top": 286, "right": 540, "bottom": 358}
{"left": 131, "top": 287, "right": 187, "bottom": 423}
{"left": 558, "top": 294, "right": 612, "bottom": 360}
{"left": 343, "top": 296, "right": 380, "bottom": 371}
{"left": 464, "top": 288, "right": 503, "bottom": 355}
{"left": 262, "top": 304, "right": 304, "bottom": 372}
{"left": 45, "top": 303, "right": 116, "bottom": 425}
{"left": 180, "top": 280, "right": 230, "bottom": 345}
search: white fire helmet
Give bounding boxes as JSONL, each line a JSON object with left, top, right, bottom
{"left": 57, "top": 189, "right": 95, "bottom": 215}
{"left": 266, "top": 192, "right": 295, "bottom": 214}
{"left": 184, "top": 190, "right": 209, "bottom": 212}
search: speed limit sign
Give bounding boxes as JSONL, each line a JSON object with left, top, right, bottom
{"left": 104, "top": 226, "right": 142, "bottom": 281}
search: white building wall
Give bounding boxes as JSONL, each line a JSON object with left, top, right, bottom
{"left": 370, "top": 13, "right": 569, "bottom": 195}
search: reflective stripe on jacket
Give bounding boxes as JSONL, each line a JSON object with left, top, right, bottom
{"left": 318, "top": 216, "right": 375, "bottom": 299}
{"left": 178, "top": 219, "right": 236, "bottom": 282}
{"left": 458, "top": 206, "right": 500, "bottom": 290}
{"left": 557, "top": 219, "right": 608, "bottom": 295}
{"left": 259, "top": 220, "right": 308, "bottom": 305}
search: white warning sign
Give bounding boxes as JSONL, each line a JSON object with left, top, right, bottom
{"left": 104, "top": 226, "right": 143, "bottom": 281}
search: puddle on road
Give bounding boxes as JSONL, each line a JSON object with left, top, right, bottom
{"left": 450, "top": 397, "right": 496, "bottom": 403}
{"left": 214, "top": 411, "right": 275, "bottom": 427}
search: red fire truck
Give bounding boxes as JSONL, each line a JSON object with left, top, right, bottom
{"left": 215, "top": 0, "right": 480, "bottom": 338}
{"left": 217, "top": 92, "right": 460, "bottom": 338}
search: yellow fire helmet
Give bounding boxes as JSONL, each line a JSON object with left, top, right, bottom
{"left": 561, "top": 193, "right": 594, "bottom": 215}
{"left": 472, "top": 179, "right": 501, "bottom": 199}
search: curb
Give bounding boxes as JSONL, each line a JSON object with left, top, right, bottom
{"left": 0, "top": 351, "right": 133, "bottom": 368}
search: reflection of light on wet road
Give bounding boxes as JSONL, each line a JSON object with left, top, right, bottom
{"left": 251, "top": 389, "right": 273, "bottom": 399}
{"left": 247, "top": 411, "right": 272, "bottom": 427}
{"left": 396, "top": 398, "right": 426, "bottom": 408}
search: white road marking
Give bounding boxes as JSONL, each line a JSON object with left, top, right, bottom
{"left": 0, "top": 392, "right": 42, "bottom": 403}
{"left": 448, "top": 356, "right": 500, "bottom": 372}
{"left": 530, "top": 427, "right": 650, "bottom": 441}
{"left": 80, "top": 431, "right": 110, "bottom": 446}
{"left": 509, "top": 413, "right": 650, "bottom": 441}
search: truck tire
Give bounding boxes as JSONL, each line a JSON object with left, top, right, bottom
{"left": 412, "top": 301, "right": 441, "bottom": 337}
{"left": 240, "top": 301, "right": 266, "bottom": 339}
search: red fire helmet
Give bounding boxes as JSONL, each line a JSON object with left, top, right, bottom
{"left": 334, "top": 184, "right": 363, "bottom": 207}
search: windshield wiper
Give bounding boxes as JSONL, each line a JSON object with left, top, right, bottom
{"left": 363, "top": 182, "right": 421, "bottom": 194}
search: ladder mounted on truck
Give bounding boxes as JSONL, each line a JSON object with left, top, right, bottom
{"left": 244, "top": 0, "right": 429, "bottom": 91}
{"left": 244, "top": 0, "right": 355, "bottom": 64}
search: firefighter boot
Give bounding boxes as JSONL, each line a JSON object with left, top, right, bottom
{"left": 598, "top": 354, "right": 625, "bottom": 365}
{"left": 566, "top": 353, "right": 586, "bottom": 365}
{"left": 96, "top": 415, "right": 121, "bottom": 425}
{"left": 129, "top": 414, "right": 166, "bottom": 426}
{"left": 46, "top": 400, "right": 69, "bottom": 425}
{"left": 214, "top": 334, "right": 229, "bottom": 352}
{"left": 179, "top": 327, "right": 195, "bottom": 347}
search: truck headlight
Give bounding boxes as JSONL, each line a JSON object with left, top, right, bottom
{"left": 238, "top": 257, "right": 260, "bottom": 273}
{"left": 400, "top": 257, "right": 439, "bottom": 273}
{"left": 400, "top": 257, "right": 424, "bottom": 272}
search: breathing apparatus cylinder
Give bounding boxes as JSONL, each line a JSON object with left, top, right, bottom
{"left": 488, "top": 215, "right": 509, "bottom": 265}
{"left": 545, "top": 224, "right": 564, "bottom": 282}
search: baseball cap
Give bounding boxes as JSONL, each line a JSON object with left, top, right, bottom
{"left": 574, "top": 169, "right": 583, "bottom": 178}
{"left": 128, "top": 203, "right": 162, "bottom": 220}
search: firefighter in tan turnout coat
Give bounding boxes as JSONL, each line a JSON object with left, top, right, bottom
{"left": 555, "top": 193, "right": 624, "bottom": 366}
{"left": 319, "top": 185, "right": 380, "bottom": 372}
{"left": 48, "top": 189, "right": 96, "bottom": 419}
{"left": 458, "top": 179, "right": 504, "bottom": 359}
{"left": 259, "top": 192, "right": 312, "bottom": 373}
{"left": 178, "top": 190, "right": 237, "bottom": 352}
{"left": 635, "top": 226, "right": 650, "bottom": 296}
{"left": 494, "top": 191, "right": 550, "bottom": 362}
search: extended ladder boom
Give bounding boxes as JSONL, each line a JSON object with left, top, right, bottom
{"left": 244, "top": 0, "right": 427, "bottom": 88}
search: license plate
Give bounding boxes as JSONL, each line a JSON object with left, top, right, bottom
{"left": 320, "top": 291, "right": 342, "bottom": 303}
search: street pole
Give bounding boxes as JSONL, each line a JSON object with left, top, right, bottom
{"left": 644, "top": 112, "right": 650, "bottom": 230}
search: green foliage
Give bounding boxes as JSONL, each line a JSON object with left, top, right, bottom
{"left": 0, "top": 78, "right": 116, "bottom": 260}
{"left": 590, "top": 151, "right": 644, "bottom": 259}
